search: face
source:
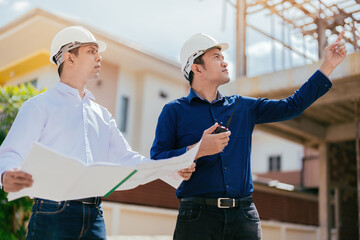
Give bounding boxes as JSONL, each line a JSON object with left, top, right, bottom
{"left": 71, "top": 44, "right": 102, "bottom": 81}
{"left": 195, "top": 48, "right": 229, "bottom": 86}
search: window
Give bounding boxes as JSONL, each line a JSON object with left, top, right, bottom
{"left": 269, "top": 155, "right": 281, "bottom": 172}
{"left": 118, "top": 96, "right": 129, "bottom": 133}
{"left": 159, "top": 90, "right": 168, "bottom": 99}
{"left": 30, "top": 79, "right": 37, "bottom": 88}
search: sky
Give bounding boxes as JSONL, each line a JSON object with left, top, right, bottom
{"left": 0, "top": 0, "right": 327, "bottom": 78}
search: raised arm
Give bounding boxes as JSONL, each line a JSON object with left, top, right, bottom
{"left": 253, "top": 31, "right": 347, "bottom": 124}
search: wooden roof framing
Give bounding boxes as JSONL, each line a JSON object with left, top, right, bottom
{"left": 246, "top": 0, "right": 360, "bottom": 54}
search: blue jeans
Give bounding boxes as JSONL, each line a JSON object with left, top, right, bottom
{"left": 174, "top": 197, "right": 262, "bottom": 240}
{"left": 26, "top": 198, "right": 106, "bottom": 240}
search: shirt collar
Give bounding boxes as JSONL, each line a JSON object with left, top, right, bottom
{"left": 55, "top": 82, "right": 96, "bottom": 100}
{"left": 187, "top": 88, "right": 224, "bottom": 103}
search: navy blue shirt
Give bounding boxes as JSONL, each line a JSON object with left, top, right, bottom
{"left": 151, "top": 70, "right": 331, "bottom": 199}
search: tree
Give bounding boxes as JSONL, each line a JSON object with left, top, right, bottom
{"left": 0, "top": 83, "right": 46, "bottom": 240}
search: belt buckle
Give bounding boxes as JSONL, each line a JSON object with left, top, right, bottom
{"left": 83, "top": 197, "right": 97, "bottom": 205}
{"left": 82, "top": 200, "right": 94, "bottom": 205}
{"left": 217, "top": 198, "right": 235, "bottom": 208}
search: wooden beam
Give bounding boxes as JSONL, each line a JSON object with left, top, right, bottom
{"left": 247, "top": 0, "right": 360, "bottom": 52}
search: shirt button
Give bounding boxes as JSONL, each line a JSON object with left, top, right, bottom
{"left": 325, "top": 84, "right": 328, "bottom": 87}
{"left": 226, "top": 185, "right": 229, "bottom": 188}
{"left": 224, "top": 167, "right": 227, "bottom": 170}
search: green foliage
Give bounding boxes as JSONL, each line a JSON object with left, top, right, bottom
{"left": 0, "top": 83, "right": 46, "bottom": 240}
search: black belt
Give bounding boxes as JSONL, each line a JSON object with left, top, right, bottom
{"left": 35, "top": 197, "right": 101, "bottom": 205}
{"left": 70, "top": 197, "right": 102, "bottom": 205}
{"left": 180, "top": 196, "right": 252, "bottom": 209}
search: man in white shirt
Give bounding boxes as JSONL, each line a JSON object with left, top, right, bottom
{"left": 0, "top": 26, "right": 195, "bottom": 239}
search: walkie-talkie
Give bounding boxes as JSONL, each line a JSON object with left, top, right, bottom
{"left": 214, "top": 97, "right": 241, "bottom": 134}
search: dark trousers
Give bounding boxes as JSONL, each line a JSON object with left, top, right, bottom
{"left": 174, "top": 197, "right": 262, "bottom": 240}
{"left": 26, "top": 198, "right": 106, "bottom": 240}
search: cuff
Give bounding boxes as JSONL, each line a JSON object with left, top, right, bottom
{"left": 0, "top": 172, "right": 3, "bottom": 189}
{"left": 314, "top": 69, "right": 332, "bottom": 90}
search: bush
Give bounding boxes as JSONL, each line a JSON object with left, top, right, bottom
{"left": 0, "top": 83, "right": 46, "bottom": 240}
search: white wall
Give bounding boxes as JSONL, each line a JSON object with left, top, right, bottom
{"left": 102, "top": 201, "right": 178, "bottom": 236}
{"left": 251, "top": 130, "right": 304, "bottom": 173}
{"left": 115, "top": 69, "right": 138, "bottom": 147}
{"left": 115, "top": 70, "right": 187, "bottom": 157}
{"left": 139, "top": 72, "right": 187, "bottom": 157}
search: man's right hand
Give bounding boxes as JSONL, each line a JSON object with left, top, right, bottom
{"left": 191, "top": 123, "right": 231, "bottom": 159}
{"left": 2, "top": 169, "right": 33, "bottom": 193}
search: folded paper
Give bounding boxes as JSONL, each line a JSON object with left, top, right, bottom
{"left": 7, "top": 141, "right": 200, "bottom": 201}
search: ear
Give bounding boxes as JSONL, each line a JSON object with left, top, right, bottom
{"left": 190, "top": 64, "right": 201, "bottom": 74}
{"left": 64, "top": 52, "right": 75, "bottom": 65}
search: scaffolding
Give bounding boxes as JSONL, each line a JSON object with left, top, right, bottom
{"left": 225, "top": 1, "right": 360, "bottom": 239}
{"left": 228, "top": 0, "right": 360, "bottom": 77}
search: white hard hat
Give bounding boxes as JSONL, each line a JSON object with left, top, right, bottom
{"left": 180, "top": 33, "right": 228, "bottom": 79}
{"left": 50, "top": 26, "right": 107, "bottom": 65}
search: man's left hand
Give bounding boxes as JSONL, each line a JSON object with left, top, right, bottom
{"left": 177, "top": 162, "right": 196, "bottom": 181}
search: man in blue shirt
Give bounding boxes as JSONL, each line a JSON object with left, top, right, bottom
{"left": 151, "top": 31, "right": 346, "bottom": 240}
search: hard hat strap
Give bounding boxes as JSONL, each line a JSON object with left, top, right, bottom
{"left": 53, "top": 41, "right": 83, "bottom": 66}
{"left": 183, "top": 49, "right": 205, "bottom": 79}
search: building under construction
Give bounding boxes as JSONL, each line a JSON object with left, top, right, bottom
{"left": 229, "top": 1, "right": 360, "bottom": 240}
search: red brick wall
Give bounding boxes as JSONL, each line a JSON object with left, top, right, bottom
{"left": 253, "top": 191, "right": 318, "bottom": 226}
{"left": 104, "top": 180, "right": 179, "bottom": 209}
{"left": 256, "top": 171, "right": 301, "bottom": 186}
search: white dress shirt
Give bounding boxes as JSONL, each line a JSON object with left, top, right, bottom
{"left": 0, "top": 82, "right": 150, "bottom": 187}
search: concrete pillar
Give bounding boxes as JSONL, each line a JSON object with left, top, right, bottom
{"left": 316, "top": 18, "right": 326, "bottom": 60}
{"left": 236, "top": 0, "right": 247, "bottom": 78}
{"left": 319, "top": 142, "right": 331, "bottom": 240}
